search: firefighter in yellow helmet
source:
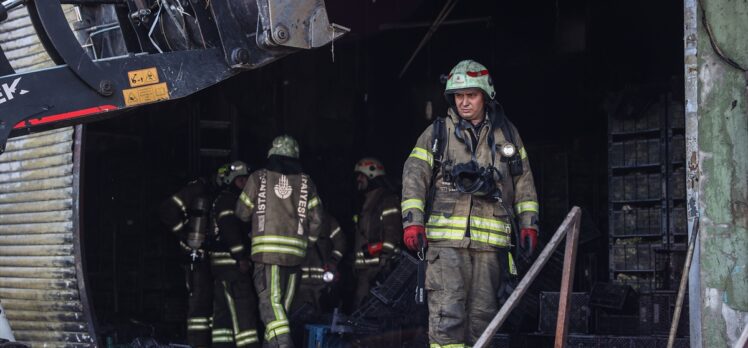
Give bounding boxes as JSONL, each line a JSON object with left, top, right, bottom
{"left": 401, "top": 60, "right": 539, "bottom": 347}
{"left": 209, "top": 161, "right": 260, "bottom": 347}
{"left": 235, "top": 135, "right": 324, "bottom": 348}
{"left": 351, "top": 157, "right": 402, "bottom": 309}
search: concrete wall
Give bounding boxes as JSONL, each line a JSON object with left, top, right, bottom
{"left": 687, "top": 0, "right": 748, "bottom": 346}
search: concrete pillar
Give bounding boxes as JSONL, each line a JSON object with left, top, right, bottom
{"left": 685, "top": 0, "right": 748, "bottom": 346}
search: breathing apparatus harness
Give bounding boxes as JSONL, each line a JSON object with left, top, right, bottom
{"left": 428, "top": 102, "right": 523, "bottom": 202}
{"left": 425, "top": 102, "right": 526, "bottom": 257}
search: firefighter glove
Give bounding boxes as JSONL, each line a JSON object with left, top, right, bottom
{"left": 363, "top": 242, "right": 383, "bottom": 257}
{"left": 520, "top": 228, "right": 538, "bottom": 257}
{"left": 403, "top": 225, "right": 426, "bottom": 251}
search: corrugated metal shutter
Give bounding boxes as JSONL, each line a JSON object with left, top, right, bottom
{"left": 0, "top": 5, "right": 96, "bottom": 347}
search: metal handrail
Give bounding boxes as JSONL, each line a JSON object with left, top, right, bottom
{"left": 474, "top": 206, "right": 583, "bottom": 348}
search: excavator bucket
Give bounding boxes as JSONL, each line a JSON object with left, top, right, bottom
{"left": 0, "top": 0, "right": 347, "bottom": 153}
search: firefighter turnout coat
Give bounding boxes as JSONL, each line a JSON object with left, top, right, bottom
{"left": 235, "top": 169, "right": 324, "bottom": 266}
{"left": 401, "top": 109, "right": 539, "bottom": 250}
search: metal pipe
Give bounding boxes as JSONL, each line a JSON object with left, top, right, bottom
{"left": 667, "top": 216, "right": 700, "bottom": 348}
{"left": 398, "top": 0, "right": 460, "bottom": 79}
{"left": 379, "top": 17, "right": 492, "bottom": 31}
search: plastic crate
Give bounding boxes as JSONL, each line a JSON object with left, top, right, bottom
{"left": 671, "top": 135, "right": 685, "bottom": 164}
{"left": 614, "top": 274, "right": 655, "bottom": 294}
{"left": 601, "top": 336, "right": 659, "bottom": 348}
{"left": 611, "top": 206, "right": 662, "bottom": 237}
{"left": 589, "top": 283, "right": 633, "bottom": 310}
{"left": 492, "top": 333, "right": 510, "bottom": 348}
{"left": 595, "top": 311, "right": 639, "bottom": 335}
{"left": 670, "top": 206, "right": 687, "bottom": 236}
{"left": 538, "top": 292, "right": 591, "bottom": 334}
{"left": 612, "top": 244, "right": 658, "bottom": 271}
{"left": 657, "top": 337, "right": 690, "bottom": 348}
{"left": 567, "top": 335, "right": 600, "bottom": 348}
{"left": 370, "top": 252, "right": 418, "bottom": 305}
{"left": 612, "top": 173, "right": 661, "bottom": 202}
{"left": 671, "top": 166, "right": 686, "bottom": 200}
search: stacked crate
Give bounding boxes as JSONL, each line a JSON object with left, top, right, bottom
{"left": 607, "top": 92, "right": 689, "bottom": 335}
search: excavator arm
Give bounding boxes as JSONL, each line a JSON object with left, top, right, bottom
{"left": 0, "top": 0, "right": 347, "bottom": 153}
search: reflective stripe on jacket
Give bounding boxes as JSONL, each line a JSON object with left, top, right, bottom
{"left": 235, "top": 169, "right": 324, "bottom": 266}
{"left": 354, "top": 187, "right": 402, "bottom": 268}
{"left": 401, "top": 109, "right": 539, "bottom": 250}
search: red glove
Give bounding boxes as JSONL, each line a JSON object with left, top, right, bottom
{"left": 363, "top": 242, "right": 383, "bottom": 257}
{"left": 403, "top": 225, "right": 426, "bottom": 251}
{"left": 520, "top": 228, "right": 538, "bottom": 257}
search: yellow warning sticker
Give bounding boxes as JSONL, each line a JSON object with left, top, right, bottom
{"left": 123, "top": 83, "right": 169, "bottom": 106}
{"left": 127, "top": 67, "right": 160, "bottom": 87}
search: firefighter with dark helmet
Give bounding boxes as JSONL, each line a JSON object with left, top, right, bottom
{"left": 351, "top": 157, "right": 402, "bottom": 309}
{"left": 158, "top": 177, "right": 215, "bottom": 348}
{"left": 209, "top": 161, "right": 260, "bottom": 347}
{"left": 235, "top": 135, "right": 324, "bottom": 348}
{"left": 401, "top": 60, "right": 539, "bottom": 347}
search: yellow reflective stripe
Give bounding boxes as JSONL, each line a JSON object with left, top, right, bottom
{"left": 213, "top": 336, "right": 234, "bottom": 343}
{"left": 267, "top": 319, "right": 289, "bottom": 331}
{"left": 211, "top": 258, "right": 237, "bottom": 266}
{"left": 236, "top": 329, "right": 259, "bottom": 346}
{"left": 427, "top": 214, "right": 468, "bottom": 228}
{"left": 213, "top": 328, "right": 233, "bottom": 334}
{"left": 520, "top": 146, "right": 528, "bottom": 160}
{"left": 284, "top": 273, "right": 297, "bottom": 312}
{"left": 239, "top": 191, "right": 254, "bottom": 209}
{"left": 508, "top": 253, "right": 517, "bottom": 276}
{"left": 171, "top": 195, "right": 185, "bottom": 210}
{"left": 308, "top": 235, "right": 319, "bottom": 243}
{"left": 253, "top": 235, "right": 308, "bottom": 248}
{"left": 171, "top": 221, "right": 184, "bottom": 232}
{"left": 218, "top": 210, "right": 234, "bottom": 219}
{"left": 381, "top": 208, "right": 400, "bottom": 217}
{"left": 188, "top": 324, "right": 210, "bottom": 330}
{"left": 230, "top": 245, "right": 245, "bottom": 254}
{"left": 430, "top": 344, "right": 465, "bottom": 348}
{"left": 382, "top": 242, "right": 396, "bottom": 251}
{"left": 426, "top": 228, "right": 465, "bottom": 240}
{"left": 270, "top": 266, "right": 286, "bottom": 322}
{"left": 309, "top": 196, "right": 321, "bottom": 210}
{"left": 469, "top": 216, "right": 511, "bottom": 233}
{"left": 470, "top": 230, "right": 511, "bottom": 247}
{"left": 353, "top": 215, "right": 359, "bottom": 223}
{"left": 409, "top": 147, "right": 434, "bottom": 167}
{"left": 515, "top": 201, "right": 539, "bottom": 214}
{"left": 330, "top": 226, "right": 342, "bottom": 238}
{"left": 188, "top": 317, "right": 210, "bottom": 323}
{"left": 265, "top": 326, "right": 291, "bottom": 341}
{"left": 252, "top": 245, "right": 306, "bottom": 257}
{"left": 222, "top": 280, "right": 241, "bottom": 336}
{"left": 332, "top": 250, "right": 343, "bottom": 258}
{"left": 401, "top": 199, "right": 425, "bottom": 212}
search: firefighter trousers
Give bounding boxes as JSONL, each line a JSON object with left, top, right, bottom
{"left": 185, "top": 261, "right": 213, "bottom": 348}
{"left": 253, "top": 263, "right": 300, "bottom": 348}
{"left": 425, "top": 247, "right": 504, "bottom": 348}
{"left": 212, "top": 270, "right": 260, "bottom": 348}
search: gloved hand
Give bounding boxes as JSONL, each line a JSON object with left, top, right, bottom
{"left": 520, "top": 228, "right": 538, "bottom": 257}
{"left": 362, "top": 242, "right": 383, "bottom": 258}
{"left": 403, "top": 225, "right": 426, "bottom": 251}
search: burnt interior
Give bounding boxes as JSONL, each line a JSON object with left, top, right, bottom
{"left": 81, "top": 0, "right": 686, "bottom": 344}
